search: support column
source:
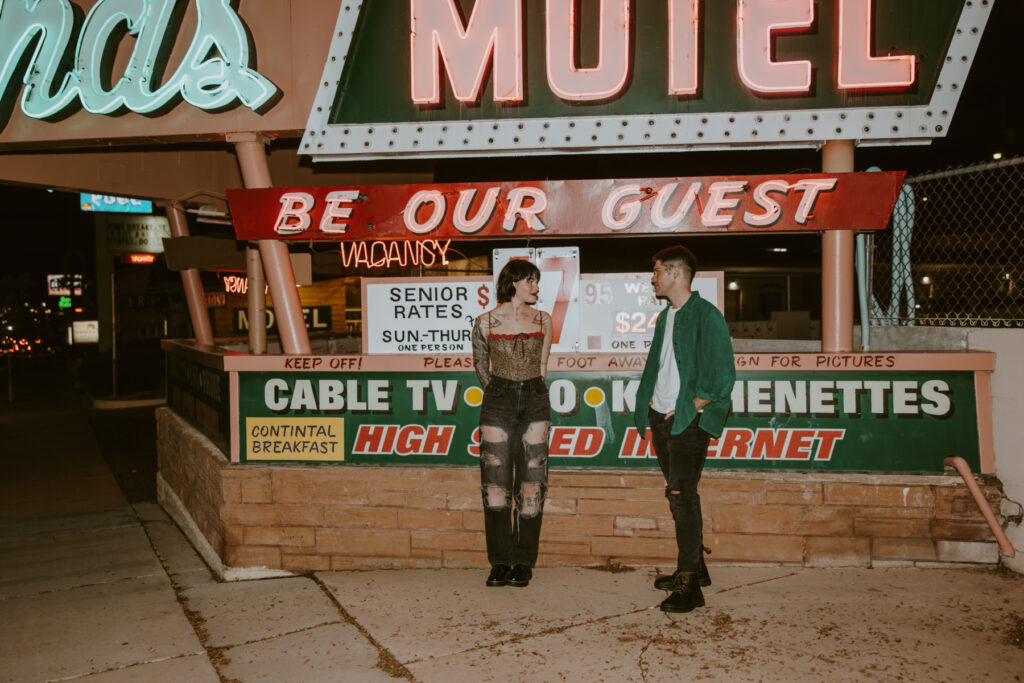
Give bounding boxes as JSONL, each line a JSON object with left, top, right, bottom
{"left": 246, "top": 243, "right": 266, "bottom": 355}
{"left": 227, "top": 132, "right": 311, "bottom": 355}
{"left": 821, "top": 140, "right": 855, "bottom": 353}
{"left": 165, "top": 204, "right": 215, "bottom": 346}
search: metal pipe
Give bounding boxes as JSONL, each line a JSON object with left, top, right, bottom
{"left": 909, "top": 155, "right": 1024, "bottom": 183}
{"left": 247, "top": 244, "right": 266, "bottom": 355}
{"left": 944, "top": 456, "right": 1016, "bottom": 558}
{"left": 111, "top": 270, "right": 117, "bottom": 398}
{"left": 228, "top": 132, "right": 311, "bottom": 355}
{"left": 821, "top": 140, "right": 855, "bottom": 352}
{"left": 855, "top": 233, "right": 870, "bottom": 351}
{"left": 165, "top": 204, "right": 215, "bottom": 346}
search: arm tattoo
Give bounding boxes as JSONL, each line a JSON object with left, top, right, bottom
{"left": 539, "top": 312, "right": 552, "bottom": 379}
{"left": 471, "top": 317, "right": 492, "bottom": 389}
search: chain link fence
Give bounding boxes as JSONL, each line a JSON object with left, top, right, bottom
{"left": 868, "top": 156, "right": 1024, "bottom": 328}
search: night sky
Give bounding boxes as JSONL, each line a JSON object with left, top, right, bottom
{"left": 0, "top": 0, "right": 1020, "bottom": 297}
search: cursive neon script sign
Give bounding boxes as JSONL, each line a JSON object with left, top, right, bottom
{"left": 341, "top": 239, "right": 452, "bottom": 270}
{"left": 0, "top": 0, "right": 277, "bottom": 127}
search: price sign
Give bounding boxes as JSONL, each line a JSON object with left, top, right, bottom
{"left": 362, "top": 277, "right": 494, "bottom": 354}
{"left": 578, "top": 273, "right": 724, "bottom": 352}
{"left": 362, "top": 271, "right": 722, "bottom": 355}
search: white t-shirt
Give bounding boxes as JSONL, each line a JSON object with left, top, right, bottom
{"left": 651, "top": 306, "right": 680, "bottom": 413}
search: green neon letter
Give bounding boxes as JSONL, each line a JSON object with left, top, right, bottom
{"left": 0, "top": 0, "right": 79, "bottom": 118}
{"left": 0, "top": 0, "right": 278, "bottom": 126}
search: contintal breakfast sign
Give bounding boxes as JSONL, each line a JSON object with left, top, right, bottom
{"left": 301, "top": 0, "right": 991, "bottom": 160}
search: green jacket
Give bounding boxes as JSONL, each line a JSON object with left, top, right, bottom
{"left": 634, "top": 291, "right": 736, "bottom": 438}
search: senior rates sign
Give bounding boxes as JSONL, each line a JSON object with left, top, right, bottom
{"left": 227, "top": 172, "right": 904, "bottom": 242}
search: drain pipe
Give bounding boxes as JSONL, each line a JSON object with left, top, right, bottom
{"left": 855, "top": 233, "right": 870, "bottom": 351}
{"left": 944, "top": 456, "right": 1015, "bottom": 557}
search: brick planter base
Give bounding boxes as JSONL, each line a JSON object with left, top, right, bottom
{"left": 156, "top": 408, "right": 1003, "bottom": 574}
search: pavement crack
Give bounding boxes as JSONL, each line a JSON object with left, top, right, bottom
{"left": 131, "top": 503, "right": 237, "bottom": 683}
{"left": 0, "top": 521, "right": 138, "bottom": 543}
{"left": 0, "top": 571, "right": 168, "bottom": 601}
{"left": 43, "top": 652, "right": 205, "bottom": 682}
{"left": 212, "top": 618, "right": 346, "bottom": 649}
{"left": 409, "top": 604, "right": 658, "bottom": 664}
{"left": 310, "top": 574, "right": 418, "bottom": 682}
{"left": 637, "top": 632, "right": 655, "bottom": 683}
{"left": 713, "top": 570, "right": 801, "bottom": 594}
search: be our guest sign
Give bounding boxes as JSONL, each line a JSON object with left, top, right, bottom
{"left": 226, "top": 173, "right": 905, "bottom": 242}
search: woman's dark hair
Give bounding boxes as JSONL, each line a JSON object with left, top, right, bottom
{"left": 496, "top": 259, "right": 541, "bottom": 303}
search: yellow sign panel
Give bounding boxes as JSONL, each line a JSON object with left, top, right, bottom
{"left": 246, "top": 418, "right": 344, "bottom": 461}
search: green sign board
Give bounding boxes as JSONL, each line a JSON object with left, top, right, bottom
{"left": 236, "top": 369, "right": 979, "bottom": 473}
{"left": 302, "top": 0, "right": 991, "bottom": 159}
{"left": 167, "top": 353, "right": 230, "bottom": 451}
{"left": 334, "top": 1, "right": 953, "bottom": 123}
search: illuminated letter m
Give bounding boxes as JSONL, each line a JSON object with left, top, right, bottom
{"left": 410, "top": 0, "right": 523, "bottom": 105}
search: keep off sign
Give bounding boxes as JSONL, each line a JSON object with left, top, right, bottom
{"left": 227, "top": 172, "right": 904, "bottom": 242}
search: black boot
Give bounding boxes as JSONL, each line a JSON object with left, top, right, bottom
{"left": 654, "top": 547, "right": 711, "bottom": 590}
{"left": 486, "top": 564, "right": 511, "bottom": 587}
{"left": 654, "top": 570, "right": 679, "bottom": 591}
{"left": 506, "top": 564, "right": 532, "bottom": 587}
{"left": 660, "top": 572, "right": 705, "bottom": 613}
{"left": 697, "top": 554, "right": 712, "bottom": 587}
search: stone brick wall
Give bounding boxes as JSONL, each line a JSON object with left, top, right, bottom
{"left": 157, "top": 407, "right": 228, "bottom": 558}
{"left": 157, "top": 408, "right": 1004, "bottom": 572}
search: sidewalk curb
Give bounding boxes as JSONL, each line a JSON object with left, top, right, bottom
{"left": 89, "top": 395, "right": 166, "bottom": 410}
{"left": 157, "top": 474, "right": 294, "bottom": 582}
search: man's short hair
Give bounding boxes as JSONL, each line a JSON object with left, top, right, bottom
{"left": 652, "top": 245, "right": 697, "bottom": 282}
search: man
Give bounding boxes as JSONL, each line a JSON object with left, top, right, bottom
{"left": 634, "top": 245, "right": 735, "bottom": 613}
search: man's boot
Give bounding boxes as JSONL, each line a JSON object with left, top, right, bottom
{"left": 659, "top": 572, "right": 705, "bottom": 613}
{"left": 697, "top": 554, "right": 711, "bottom": 587}
{"left": 654, "top": 547, "right": 711, "bottom": 590}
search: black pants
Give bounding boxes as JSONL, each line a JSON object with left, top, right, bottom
{"left": 649, "top": 408, "right": 712, "bottom": 572}
{"left": 479, "top": 376, "right": 551, "bottom": 567}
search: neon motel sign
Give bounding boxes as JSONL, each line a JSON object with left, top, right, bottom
{"left": 406, "top": 0, "right": 914, "bottom": 105}
{"left": 0, "top": 0, "right": 277, "bottom": 127}
{"left": 302, "top": 0, "right": 991, "bottom": 159}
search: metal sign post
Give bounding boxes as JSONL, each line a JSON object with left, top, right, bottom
{"left": 111, "top": 270, "right": 117, "bottom": 398}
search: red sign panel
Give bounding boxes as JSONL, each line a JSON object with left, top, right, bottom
{"left": 227, "top": 172, "right": 905, "bottom": 241}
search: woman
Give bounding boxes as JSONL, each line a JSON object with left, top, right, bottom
{"left": 471, "top": 259, "right": 553, "bottom": 588}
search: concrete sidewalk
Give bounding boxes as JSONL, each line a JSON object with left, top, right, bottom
{"left": 2, "top": 365, "right": 1023, "bottom": 681}
{"left": 5, "top": 501, "right": 1024, "bottom": 682}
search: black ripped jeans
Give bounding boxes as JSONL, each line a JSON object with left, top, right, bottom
{"left": 649, "top": 408, "right": 712, "bottom": 573}
{"left": 479, "top": 376, "right": 551, "bottom": 568}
